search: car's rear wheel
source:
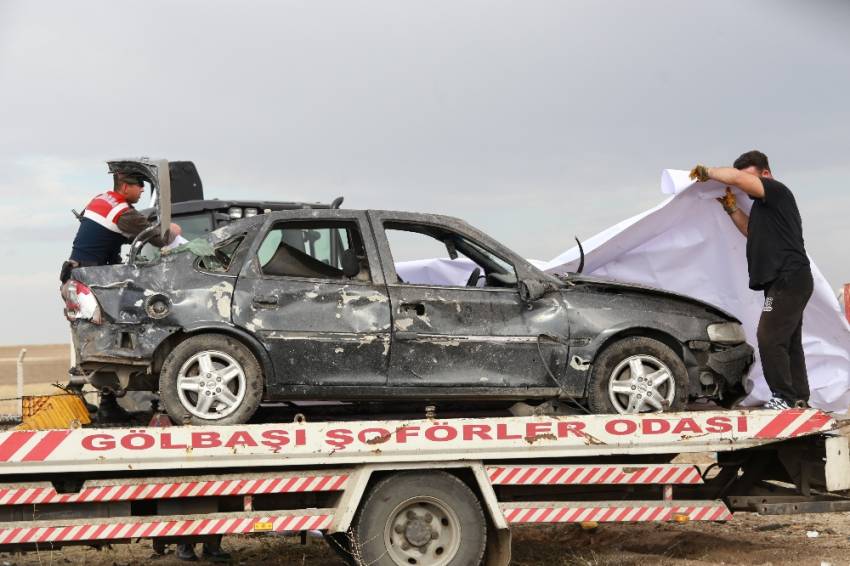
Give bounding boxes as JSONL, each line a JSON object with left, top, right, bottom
{"left": 159, "top": 334, "right": 263, "bottom": 425}
{"left": 587, "top": 336, "right": 687, "bottom": 414}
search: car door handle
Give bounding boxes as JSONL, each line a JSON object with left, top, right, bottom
{"left": 395, "top": 331, "right": 418, "bottom": 341}
{"left": 252, "top": 294, "right": 279, "bottom": 307}
{"left": 400, "top": 302, "right": 426, "bottom": 316}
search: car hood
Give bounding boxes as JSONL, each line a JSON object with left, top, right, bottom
{"left": 562, "top": 273, "right": 739, "bottom": 322}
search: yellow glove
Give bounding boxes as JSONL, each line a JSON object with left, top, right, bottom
{"left": 689, "top": 164, "right": 710, "bottom": 182}
{"left": 716, "top": 187, "right": 738, "bottom": 214}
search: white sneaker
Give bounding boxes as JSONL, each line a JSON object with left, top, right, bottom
{"left": 763, "top": 396, "right": 791, "bottom": 410}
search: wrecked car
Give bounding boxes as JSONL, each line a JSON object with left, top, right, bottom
{"left": 62, "top": 161, "right": 753, "bottom": 425}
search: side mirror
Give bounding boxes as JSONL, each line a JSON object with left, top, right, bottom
{"left": 518, "top": 279, "right": 548, "bottom": 303}
{"left": 341, "top": 250, "right": 361, "bottom": 278}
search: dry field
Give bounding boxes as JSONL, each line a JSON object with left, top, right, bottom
{"left": 0, "top": 344, "right": 70, "bottom": 386}
{"left": 0, "top": 344, "right": 75, "bottom": 415}
{"left": 1, "top": 343, "right": 850, "bottom": 564}
{"left": 2, "top": 513, "right": 850, "bottom": 565}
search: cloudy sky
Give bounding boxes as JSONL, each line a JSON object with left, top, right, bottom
{"left": 1, "top": 0, "right": 848, "bottom": 345}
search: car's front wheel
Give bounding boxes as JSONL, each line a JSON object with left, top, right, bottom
{"left": 159, "top": 334, "right": 263, "bottom": 425}
{"left": 587, "top": 336, "right": 687, "bottom": 414}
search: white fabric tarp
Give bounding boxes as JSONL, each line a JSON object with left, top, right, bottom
{"left": 396, "top": 170, "right": 850, "bottom": 412}
{"left": 543, "top": 170, "right": 850, "bottom": 412}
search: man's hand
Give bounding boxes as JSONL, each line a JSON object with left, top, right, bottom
{"left": 167, "top": 222, "right": 182, "bottom": 243}
{"left": 716, "top": 187, "right": 738, "bottom": 214}
{"left": 689, "top": 164, "right": 711, "bottom": 183}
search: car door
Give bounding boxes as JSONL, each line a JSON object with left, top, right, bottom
{"left": 368, "top": 211, "right": 569, "bottom": 393}
{"left": 233, "top": 210, "right": 391, "bottom": 394}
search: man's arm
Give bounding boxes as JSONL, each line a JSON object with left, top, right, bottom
{"left": 116, "top": 209, "right": 180, "bottom": 247}
{"left": 714, "top": 185, "right": 749, "bottom": 237}
{"left": 728, "top": 208, "right": 749, "bottom": 237}
{"left": 691, "top": 165, "right": 765, "bottom": 199}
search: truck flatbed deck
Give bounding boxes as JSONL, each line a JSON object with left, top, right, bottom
{"left": 0, "top": 409, "right": 846, "bottom": 566}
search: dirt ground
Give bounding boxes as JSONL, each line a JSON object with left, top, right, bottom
{"left": 2, "top": 344, "right": 850, "bottom": 565}
{"left": 1, "top": 513, "right": 850, "bottom": 565}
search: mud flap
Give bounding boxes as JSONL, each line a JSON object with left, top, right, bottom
{"left": 484, "top": 524, "right": 511, "bottom": 566}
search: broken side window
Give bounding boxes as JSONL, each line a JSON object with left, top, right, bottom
{"left": 258, "top": 221, "right": 371, "bottom": 281}
{"left": 198, "top": 236, "right": 244, "bottom": 272}
{"left": 139, "top": 212, "right": 215, "bottom": 262}
{"left": 384, "top": 223, "right": 517, "bottom": 288}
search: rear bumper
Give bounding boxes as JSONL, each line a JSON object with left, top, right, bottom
{"left": 72, "top": 321, "right": 176, "bottom": 370}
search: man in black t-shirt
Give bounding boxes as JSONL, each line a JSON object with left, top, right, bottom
{"left": 689, "top": 151, "right": 813, "bottom": 410}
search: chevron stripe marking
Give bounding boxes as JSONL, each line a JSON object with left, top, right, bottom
{"left": 0, "top": 474, "right": 349, "bottom": 507}
{"left": 486, "top": 465, "right": 702, "bottom": 486}
{"left": 789, "top": 411, "right": 833, "bottom": 437}
{"left": 754, "top": 409, "right": 806, "bottom": 438}
{"left": 0, "top": 432, "right": 35, "bottom": 463}
{"left": 21, "top": 431, "right": 72, "bottom": 462}
{"left": 503, "top": 502, "right": 730, "bottom": 524}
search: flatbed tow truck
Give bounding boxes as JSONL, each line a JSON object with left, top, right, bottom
{"left": 23, "top": 159, "right": 850, "bottom": 563}
{"left": 0, "top": 408, "right": 848, "bottom": 565}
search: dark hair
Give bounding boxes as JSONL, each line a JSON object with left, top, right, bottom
{"left": 113, "top": 173, "right": 143, "bottom": 190}
{"left": 733, "top": 150, "right": 770, "bottom": 172}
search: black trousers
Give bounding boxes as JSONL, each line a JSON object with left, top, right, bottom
{"left": 756, "top": 267, "right": 814, "bottom": 403}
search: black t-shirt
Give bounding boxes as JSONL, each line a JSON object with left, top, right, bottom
{"left": 746, "top": 177, "right": 809, "bottom": 290}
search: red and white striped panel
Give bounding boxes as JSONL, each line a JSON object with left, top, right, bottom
{"left": 502, "top": 501, "right": 732, "bottom": 524}
{"left": 0, "top": 473, "right": 348, "bottom": 506}
{"left": 754, "top": 409, "right": 834, "bottom": 439}
{"left": 0, "top": 511, "right": 334, "bottom": 546}
{"left": 488, "top": 464, "right": 702, "bottom": 486}
{"left": 0, "top": 430, "right": 70, "bottom": 464}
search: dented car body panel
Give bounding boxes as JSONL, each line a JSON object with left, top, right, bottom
{"left": 70, "top": 220, "right": 260, "bottom": 376}
{"left": 67, "top": 206, "right": 753, "bottom": 409}
{"left": 367, "top": 211, "right": 569, "bottom": 393}
{"left": 233, "top": 210, "right": 393, "bottom": 392}
{"left": 561, "top": 280, "right": 734, "bottom": 396}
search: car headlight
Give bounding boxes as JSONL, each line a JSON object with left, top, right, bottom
{"left": 707, "top": 322, "right": 746, "bottom": 344}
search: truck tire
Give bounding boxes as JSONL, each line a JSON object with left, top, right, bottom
{"left": 159, "top": 334, "right": 263, "bottom": 425}
{"left": 351, "top": 471, "right": 487, "bottom": 566}
{"left": 587, "top": 336, "right": 687, "bottom": 414}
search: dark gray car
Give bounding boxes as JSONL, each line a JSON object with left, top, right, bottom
{"left": 62, "top": 207, "right": 753, "bottom": 425}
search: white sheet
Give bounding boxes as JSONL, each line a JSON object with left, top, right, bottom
{"left": 544, "top": 170, "right": 850, "bottom": 412}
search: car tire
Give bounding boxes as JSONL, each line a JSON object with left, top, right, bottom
{"left": 351, "top": 471, "right": 487, "bottom": 566}
{"left": 159, "top": 334, "right": 263, "bottom": 425}
{"left": 587, "top": 336, "right": 687, "bottom": 414}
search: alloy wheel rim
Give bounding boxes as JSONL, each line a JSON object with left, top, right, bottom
{"left": 607, "top": 354, "right": 675, "bottom": 414}
{"left": 176, "top": 350, "right": 247, "bottom": 420}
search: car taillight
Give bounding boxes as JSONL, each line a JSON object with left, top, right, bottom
{"left": 61, "top": 279, "right": 103, "bottom": 324}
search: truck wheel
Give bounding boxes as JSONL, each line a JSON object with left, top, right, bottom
{"left": 159, "top": 334, "right": 263, "bottom": 425}
{"left": 352, "top": 471, "right": 487, "bottom": 566}
{"left": 587, "top": 336, "right": 687, "bottom": 414}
